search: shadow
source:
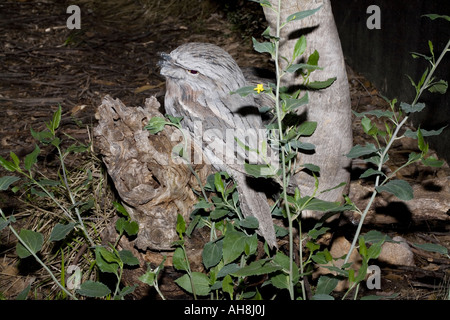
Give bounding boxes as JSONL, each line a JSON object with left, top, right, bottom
{"left": 288, "top": 26, "right": 319, "bottom": 41}
{"left": 374, "top": 201, "right": 414, "bottom": 230}
{"left": 422, "top": 180, "right": 443, "bottom": 192}
{"left": 234, "top": 105, "right": 261, "bottom": 117}
{"left": 245, "top": 175, "right": 280, "bottom": 200}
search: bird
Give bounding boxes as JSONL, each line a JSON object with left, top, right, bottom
{"left": 159, "top": 42, "right": 277, "bottom": 248}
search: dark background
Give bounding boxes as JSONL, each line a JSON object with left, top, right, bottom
{"left": 331, "top": 0, "right": 450, "bottom": 163}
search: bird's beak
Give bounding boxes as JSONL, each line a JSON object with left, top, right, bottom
{"left": 157, "top": 52, "right": 171, "bottom": 68}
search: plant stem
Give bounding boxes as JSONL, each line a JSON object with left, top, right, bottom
{"left": 1, "top": 209, "right": 77, "bottom": 300}
{"left": 344, "top": 37, "right": 450, "bottom": 265}
{"left": 57, "top": 147, "right": 95, "bottom": 247}
{"left": 298, "top": 219, "right": 306, "bottom": 300}
{"left": 273, "top": 0, "right": 295, "bottom": 300}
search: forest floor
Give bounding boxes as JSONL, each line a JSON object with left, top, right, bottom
{"left": 0, "top": 0, "right": 449, "bottom": 300}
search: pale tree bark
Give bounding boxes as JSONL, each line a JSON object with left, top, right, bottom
{"left": 263, "top": 0, "right": 353, "bottom": 218}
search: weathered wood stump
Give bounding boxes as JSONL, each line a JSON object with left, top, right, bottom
{"left": 94, "top": 95, "right": 210, "bottom": 251}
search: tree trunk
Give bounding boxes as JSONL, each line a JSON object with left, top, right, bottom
{"left": 263, "top": 0, "right": 353, "bottom": 218}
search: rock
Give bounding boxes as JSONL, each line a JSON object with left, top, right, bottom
{"left": 346, "top": 174, "right": 450, "bottom": 226}
{"left": 313, "top": 236, "right": 362, "bottom": 291}
{"left": 378, "top": 236, "right": 415, "bottom": 266}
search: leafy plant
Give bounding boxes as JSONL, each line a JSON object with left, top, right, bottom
{"left": 0, "top": 106, "right": 141, "bottom": 300}
{"left": 145, "top": 6, "right": 449, "bottom": 301}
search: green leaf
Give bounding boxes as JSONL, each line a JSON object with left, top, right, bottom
{"left": 312, "top": 294, "right": 335, "bottom": 300}
{"left": 230, "top": 86, "right": 258, "bottom": 97}
{"left": 233, "top": 259, "right": 281, "bottom": 277}
{"left": 202, "top": 239, "right": 223, "bottom": 269}
{"left": 249, "top": 0, "right": 272, "bottom": 8}
{"left": 51, "top": 105, "right": 62, "bottom": 133}
{"left": 421, "top": 156, "right": 444, "bottom": 168}
{"left": 166, "top": 114, "right": 183, "bottom": 125}
{"left": 312, "top": 250, "right": 333, "bottom": 265}
{"left": 307, "top": 50, "right": 320, "bottom": 66}
{"left": 315, "top": 275, "right": 339, "bottom": 295}
{"left": 118, "top": 250, "right": 140, "bottom": 266}
{"left": 363, "top": 230, "right": 392, "bottom": 244}
{"left": 222, "top": 230, "right": 248, "bottom": 264}
{"left": 376, "top": 180, "right": 414, "bottom": 200}
{"left": 270, "top": 271, "right": 290, "bottom": 290}
{"left": 413, "top": 243, "right": 448, "bottom": 255}
{"left": 30, "top": 127, "right": 55, "bottom": 144}
{"left": 10, "top": 152, "right": 19, "bottom": 168}
{"left": 283, "top": 93, "right": 309, "bottom": 111}
{"left": 303, "top": 198, "right": 342, "bottom": 212}
{"left": 352, "top": 109, "right": 394, "bottom": 119}
{"left": 113, "top": 201, "right": 130, "bottom": 218}
{"left": 297, "top": 121, "right": 317, "bottom": 136}
{"left": 360, "top": 293, "right": 399, "bottom": 300}
{"left": 428, "top": 80, "right": 448, "bottom": 94}
{"left": 359, "top": 237, "right": 368, "bottom": 258}
{"left": 139, "top": 270, "right": 156, "bottom": 286}
{"left": 302, "top": 163, "right": 320, "bottom": 173}
{"left": 367, "top": 239, "right": 384, "bottom": 260}
{"left": 404, "top": 126, "right": 446, "bottom": 139}
{"left": 115, "top": 285, "right": 137, "bottom": 300}
{"left": 306, "top": 240, "right": 320, "bottom": 252}
{"left": 145, "top": 116, "right": 167, "bottom": 134}
{"left": 195, "top": 200, "right": 213, "bottom": 210}
{"left": 115, "top": 217, "right": 126, "bottom": 234}
{"left": 173, "top": 247, "right": 189, "bottom": 271}
{"left": 16, "top": 284, "right": 31, "bottom": 300}
{"left": 0, "top": 215, "right": 15, "bottom": 232}
{"left": 77, "top": 280, "right": 111, "bottom": 298}
{"left": 252, "top": 37, "right": 274, "bottom": 56}
{"left": 175, "top": 272, "right": 211, "bottom": 296}
{"left": 214, "top": 172, "right": 225, "bottom": 195}
{"left": 293, "top": 35, "right": 307, "bottom": 60}
{"left": 400, "top": 102, "right": 425, "bottom": 113}
{"left": 423, "top": 14, "right": 450, "bottom": 22}
{"left": 288, "top": 141, "right": 315, "bottom": 151}
{"left": 346, "top": 143, "right": 378, "bottom": 158}
{"left": 286, "top": 6, "right": 322, "bottom": 22}
{"left": 95, "top": 246, "right": 119, "bottom": 274}
{"left": 0, "top": 176, "right": 21, "bottom": 191}
{"left": 306, "top": 77, "right": 336, "bottom": 90}
{"left": 217, "top": 263, "right": 240, "bottom": 279}
{"left": 0, "top": 156, "right": 17, "bottom": 172}
{"left": 245, "top": 233, "right": 258, "bottom": 256}
{"left": 222, "top": 274, "right": 234, "bottom": 299}
{"left": 124, "top": 220, "right": 139, "bottom": 236}
{"left": 359, "top": 168, "right": 385, "bottom": 179}
{"left": 66, "top": 142, "right": 90, "bottom": 154}
{"left": 244, "top": 163, "right": 275, "bottom": 178}
{"left": 211, "top": 209, "right": 230, "bottom": 220}
{"left": 355, "top": 260, "right": 368, "bottom": 283}
{"left": 139, "top": 257, "right": 166, "bottom": 286}
{"left": 239, "top": 216, "right": 259, "bottom": 229}
{"left": 417, "top": 127, "right": 428, "bottom": 153}
{"left": 16, "top": 229, "right": 44, "bottom": 259}
{"left": 176, "top": 213, "right": 186, "bottom": 237}
{"left": 49, "top": 222, "right": 76, "bottom": 242}
{"left": 285, "top": 63, "right": 322, "bottom": 73}
{"left": 308, "top": 227, "right": 330, "bottom": 240}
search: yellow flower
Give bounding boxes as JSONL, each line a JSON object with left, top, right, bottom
{"left": 254, "top": 84, "right": 265, "bottom": 94}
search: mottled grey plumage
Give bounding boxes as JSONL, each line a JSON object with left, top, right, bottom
{"left": 159, "top": 42, "right": 277, "bottom": 248}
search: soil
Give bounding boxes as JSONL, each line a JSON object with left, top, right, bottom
{"left": 1, "top": 0, "right": 449, "bottom": 300}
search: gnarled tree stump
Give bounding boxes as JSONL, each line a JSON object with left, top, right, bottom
{"left": 94, "top": 95, "right": 210, "bottom": 251}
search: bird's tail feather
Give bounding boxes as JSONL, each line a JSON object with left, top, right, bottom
{"left": 233, "top": 172, "right": 277, "bottom": 249}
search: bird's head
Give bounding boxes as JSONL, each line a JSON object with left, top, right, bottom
{"left": 159, "top": 42, "right": 247, "bottom": 94}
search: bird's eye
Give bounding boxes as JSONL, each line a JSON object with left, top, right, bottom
{"left": 188, "top": 69, "right": 198, "bottom": 74}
